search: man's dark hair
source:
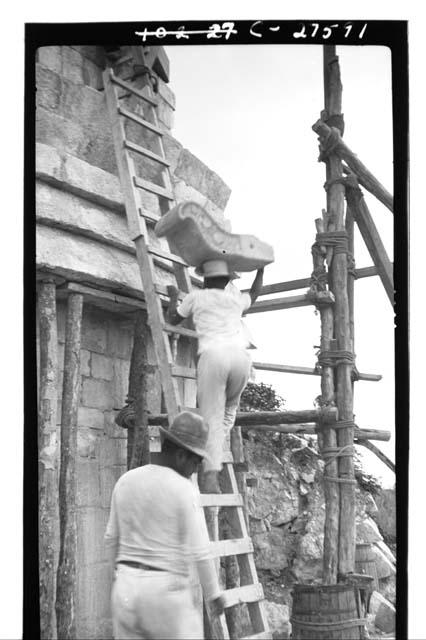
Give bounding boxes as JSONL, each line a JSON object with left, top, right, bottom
{"left": 204, "top": 276, "right": 230, "bottom": 290}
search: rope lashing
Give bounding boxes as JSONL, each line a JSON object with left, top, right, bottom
{"left": 291, "top": 617, "right": 367, "bottom": 631}
{"left": 323, "top": 476, "right": 357, "bottom": 484}
{"left": 347, "top": 252, "right": 357, "bottom": 277}
{"left": 324, "top": 113, "right": 345, "bottom": 135}
{"left": 322, "top": 445, "right": 355, "bottom": 466}
{"left": 317, "top": 349, "right": 355, "bottom": 367}
{"left": 323, "top": 176, "right": 347, "bottom": 191}
{"left": 316, "top": 230, "right": 349, "bottom": 255}
{"left": 318, "top": 126, "right": 342, "bottom": 161}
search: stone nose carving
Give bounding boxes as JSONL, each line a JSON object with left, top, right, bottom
{"left": 154, "top": 201, "right": 274, "bottom": 272}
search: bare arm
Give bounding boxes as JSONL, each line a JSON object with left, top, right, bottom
{"left": 248, "top": 268, "right": 264, "bottom": 305}
{"left": 166, "top": 285, "right": 185, "bottom": 325}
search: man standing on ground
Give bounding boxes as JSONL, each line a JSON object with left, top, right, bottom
{"left": 167, "top": 260, "right": 264, "bottom": 493}
{"left": 105, "top": 411, "right": 225, "bottom": 639}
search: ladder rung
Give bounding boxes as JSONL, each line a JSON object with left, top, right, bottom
{"left": 134, "top": 176, "right": 174, "bottom": 200}
{"left": 200, "top": 493, "right": 244, "bottom": 507}
{"left": 149, "top": 246, "right": 188, "bottom": 266}
{"left": 139, "top": 207, "right": 161, "bottom": 224}
{"left": 172, "top": 366, "right": 197, "bottom": 379}
{"left": 114, "top": 54, "right": 133, "bottom": 66}
{"left": 124, "top": 139, "right": 171, "bottom": 167}
{"left": 242, "top": 632, "right": 273, "bottom": 640}
{"left": 209, "top": 537, "right": 253, "bottom": 558}
{"left": 118, "top": 106, "right": 164, "bottom": 136}
{"left": 222, "top": 583, "right": 265, "bottom": 609}
{"left": 163, "top": 323, "right": 198, "bottom": 339}
{"left": 110, "top": 70, "right": 158, "bottom": 106}
{"left": 222, "top": 451, "right": 234, "bottom": 464}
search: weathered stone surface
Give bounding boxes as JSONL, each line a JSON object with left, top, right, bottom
{"left": 82, "top": 307, "right": 108, "bottom": 354}
{"left": 76, "top": 459, "right": 102, "bottom": 507}
{"left": 111, "top": 359, "right": 131, "bottom": 407}
{"left": 80, "top": 349, "right": 91, "bottom": 377}
{"left": 77, "top": 428, "right": 98, "bottom": 458}
{"left": 364, "top": 492, "right": 379, "bottom": 516}
{"left": 369, "top": 592, "right": 395, "bottom": 633}
{"left": 104, "top": 410, "right": 127, "bottom": 439}
{"left": 157, "top": 100, "right": 174, "bottom": 131}
{"left": 91, "top": 354, "right": 114, "bottom": 381}
{"left": 37, "top": 46, "right": 62, "bottom": 74}
{"left": 81, "top": 378, "right": 114, "bottom": 410}
{"left": 372, "top": 544, "right": 396, "bottom": 579}
{"left": 100, "top": 465, "right": 125, "bottom": 509}
{"left": 106, "top": 320, "right": 133, "bottom": 359}
{"left": 263, "top": 601, "right": 291, "bottom": 640}
{"left": 37, "top": 224, "right": 179, "bottom": 299}
{"left": 78, "top": 406, "right": 104, "bottom": 431}
{"left": 98, "top": 438, "right": 127, "bottom": 469}
{"left": 175, "top": 148, "right": 231, "bottom": 210}
{"left": 374, "top": 488, "right": 396, "bottom": 542}
{"left": 356, "top": 515, "right": 383, "bottom": 543}
{"left": 36, "top": 143, "right": 123, "bottom": 213}
{"left": 374, "top": 539, "right": 396, "bottom": 565}
{"left": 36, "top": 181, "right": 131, "bottom": 251}
{"left": 157, "top": 77, "right": 176, "bottom": 109}
{"left": 69, "top": 45, "right": 106, "bottom": 68}
{"left": 76, "top": 561, "right": 113, "bottom": 640}
{"left": 252, "top": 528, "right": 290, "bottom": 570}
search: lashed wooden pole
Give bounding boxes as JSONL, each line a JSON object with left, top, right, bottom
{"left": 128, "top": 311, "right": 150, "bottom": 469}
{"left": 55, "top": 292, "right": 83, "bottom": 640}
{"left": 312, "top": 119, "right": 393, "bottom": 213}
{"left": 38, "top": 280, "right": 58, "bottom": 640}
{"left": 322, "top": 46, "right": 356, "bottom": 578}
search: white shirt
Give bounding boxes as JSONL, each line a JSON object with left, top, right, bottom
{"left": 105, "top": 465, "right": 214, "bottom": 578}
{"left": 177, "top": 288, "right": 252, "bottom": 354}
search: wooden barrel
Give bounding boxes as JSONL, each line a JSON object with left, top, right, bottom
{"left": 355, "top": 543, "right": 379, "bottom": 589}
{"left": 291, "top": 584, "right": 366, "bottom": 639}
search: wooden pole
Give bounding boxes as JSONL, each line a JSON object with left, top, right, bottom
{"left": 38, "top": 281, "right": 59, "bottom": 640}
{"left": 312, "top": 119, "right": 393, "bottom": 213}
{"left": 128, "top": 311, "right": 150, "bottom": 469}
{"left": 55, "top": 292, "right": 83, "bottom": 640}
{"left": 345, "top": 182, "right": 394, "bottom": 305}
{"left": 356, "top": 440, "right": 395, "bottom": 473}
{"left": 312, "top": 216, "right": 339, "bottom": 583}
{"left": 346, "top": 209, "right": 355, "bottom": 354}
{"left": 239, "top": 423, "right": 391, "bottom": 442}
{"left": 148, "top": 408, "right": 338, "bottom": 427}
{"left": 322, "top": 46, "right": 357, "bottom": 578}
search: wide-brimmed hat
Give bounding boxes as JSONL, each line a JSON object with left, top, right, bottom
{"left": 159, "top": 411, "right": 211, "bottom": 461}
{"left": 195, "top": 259, "right": 239, "bottom": 279}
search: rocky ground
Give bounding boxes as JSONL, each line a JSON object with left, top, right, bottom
{"left": 236, "top": 429, "right": 396, "bottom": 639}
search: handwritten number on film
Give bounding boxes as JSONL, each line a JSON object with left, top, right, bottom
{"left": 293, "top": 23, "right": 368, "bottom": 40}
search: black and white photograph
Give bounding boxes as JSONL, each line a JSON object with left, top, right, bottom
{"left": 15, "top": 15, "right": 413, "bottom": 640}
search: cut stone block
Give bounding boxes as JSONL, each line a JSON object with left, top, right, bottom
{"left": 374, "top": 539, "right": 396, "bottom": 565}
{"left": 155, "top": 201, "right": 274, "bottom": 273}
{"left": 91, "top": 354, "right": 114, "bottom": 381}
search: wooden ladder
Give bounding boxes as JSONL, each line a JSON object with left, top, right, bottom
{"left": 102, "top": 47, "right": 271, "bottom": 640}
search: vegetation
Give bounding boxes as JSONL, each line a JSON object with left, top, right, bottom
{"left": 240, "top": 382, "right": 285, "bottom": 412}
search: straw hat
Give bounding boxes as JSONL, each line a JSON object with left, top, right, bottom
{"left": 195, "top": 259, "right": 239, "bottom": 279}
{"left": 159, "top": 411, "right": 211, "bottom": 461}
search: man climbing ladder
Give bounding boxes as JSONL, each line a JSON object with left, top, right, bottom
{"left": 167, "top": 261, "right": 265, "bottom": 493}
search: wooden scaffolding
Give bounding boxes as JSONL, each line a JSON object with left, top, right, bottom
{"left": 37, "top": 43, "right": 394, "bottom": 640}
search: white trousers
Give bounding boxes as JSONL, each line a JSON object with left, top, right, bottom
{"left": 112, "top": 564, "right": 203, "bottom": 639}
{"left": 197, "top": 344, "right": 251, "bottom": 472}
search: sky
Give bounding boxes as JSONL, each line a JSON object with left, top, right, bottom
{"left": 166, "top": 44, "right": 395, "bottom": 487}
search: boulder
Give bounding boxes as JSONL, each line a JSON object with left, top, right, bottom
{"left": 369, "top": 591, "right": 395, "bottom": 633}
{"left": 263, "top": 601, "right": 291, "bottom": 639}
{"left": 372, "top": 544, "right": 396, "bottom": 579}
{"left": 356, "top": 516, "right": 384, "bottom": 543}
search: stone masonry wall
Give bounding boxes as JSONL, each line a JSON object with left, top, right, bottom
{"left": 52, "top": 301, "right": 165, "bottom": 639}
{"left": 36, "top": 45, "right": 230, "bottom": 639}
